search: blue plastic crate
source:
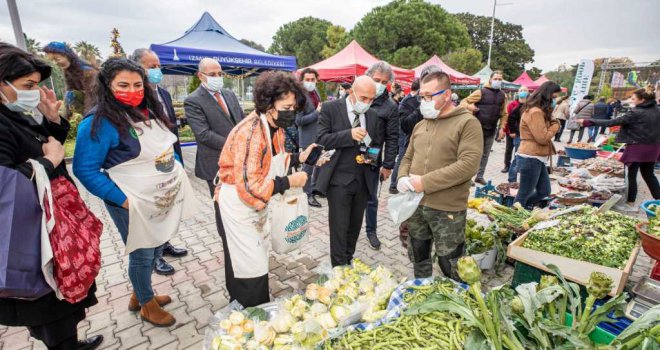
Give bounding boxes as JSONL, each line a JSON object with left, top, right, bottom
{"left": 475, "top": 180, "right": 501, "bottom": 203}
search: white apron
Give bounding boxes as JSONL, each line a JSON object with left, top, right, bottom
{"left": 217, "top": 115, "right": 289, "bottom": 278}
{"left": 106, "top": 120, "right": 198, "bottom": 254}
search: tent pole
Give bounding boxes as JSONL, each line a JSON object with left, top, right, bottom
{"left": 487, "top": 0, "right": 497, "bottom": 68}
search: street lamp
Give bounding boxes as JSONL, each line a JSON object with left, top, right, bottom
{"left": 487, "top": 0, "right": 512, "bottom": 68}
{"left": 6, "top": 0, "right": 26, "bottom": 51}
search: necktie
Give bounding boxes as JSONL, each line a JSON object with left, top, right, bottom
{"left": 351, "top": 111, "right": 361, "bottom": 128}
{"left": 213, "top": 92, "right": 233, "bottom": 124}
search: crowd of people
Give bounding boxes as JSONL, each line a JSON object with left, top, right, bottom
{"left": 1, "top": 38, "right": 659, "bottom": 350}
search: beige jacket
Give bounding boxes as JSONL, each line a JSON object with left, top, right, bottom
{"left": 399, "top": 107, "right": 483, "bottom": 212}
{"left": 519, "top": 107, "right": 561, "bottom": 157}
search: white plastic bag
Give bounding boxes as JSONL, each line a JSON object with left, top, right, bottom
{"left": 269, "top": 187, "right": 310, "bottom": 254}
{"left": 387, "top": 191, "right": 424, "bottom": 225}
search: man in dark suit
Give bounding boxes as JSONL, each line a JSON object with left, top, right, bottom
{"left": 390, "top": 78, "right": 420, "bottom": 194}
{"left": 315, "top": 76, "right": 397, "bottom": 267}
{"left": 296, "top": 68, "right": 322, "bottom": 208}
{"left": 184, "top": 57, "right": 244, "bottom": 285}
{"left": 132, "top": 48, "right": 188, "bottom": 275}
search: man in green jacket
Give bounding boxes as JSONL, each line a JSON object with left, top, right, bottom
{"left": 398, "top": 71, "right": 483, "bottom": 280}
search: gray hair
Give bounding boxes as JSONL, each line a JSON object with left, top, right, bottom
{"left": 198, "top": 57, "right": 221, "bottom": 73}
{"left": 420, "top": 65, "right": 442, "bottom": 80}
{"left": 130, "top": 48, "right": 157, "bottom": 64}
{"left": 366, "top": 61, "right": 395, "bottom": 82}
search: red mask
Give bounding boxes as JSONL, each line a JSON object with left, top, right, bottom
{"left": 113, "top": 89, "right": 144, "bottom": 107}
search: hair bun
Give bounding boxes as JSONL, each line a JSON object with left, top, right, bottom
{"left": 645, "top": 84, "right": 655, "bottom": 95}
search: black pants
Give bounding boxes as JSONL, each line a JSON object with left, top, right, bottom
{"left": 568, "top": 127, "right": 585, "bottom": 144}
{"left": 554, "top": 120, "right": 566, "bottom": 142}
{"left": 327, "top": 177, "right": 370, "bottom": 267}
{"left": 207, "top": 181, "right": 269, "bottom": 307}
{"left": 627, "top": 162, "right": 660, "bottom": 203}
{"left": 27, "top": 308, "right": 84, "bottom": 349}
{"left": 504, "top": 134, "right": 514, "bottom": 168}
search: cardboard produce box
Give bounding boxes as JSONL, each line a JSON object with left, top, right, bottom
{"left": 507, "top": 230, "right": 640, "bottom": 296}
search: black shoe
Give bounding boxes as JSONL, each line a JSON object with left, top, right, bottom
{"left": 366, "top": 232, "right": 381, "bottom": 250}
{"left": 475, "top": 177, "right": 487, "bottom": 186}
{"left": 308, "top": 195, "right": 322, "bottom": 208}
{"left": 388, "top": 188, "right": 399, "bottom": 195}
{"left": 154, "top": 257, "right": 175, "bottom": 276}
{"left": 162, "top": 242, "right": 188, "bottom": 257}
{"left": 77, "top": 335, "right": 103, "bottom": 350}
{"left": 500, "top": 166, "right": 509, "bottom": 173}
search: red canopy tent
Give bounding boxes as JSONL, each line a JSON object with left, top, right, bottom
{"left": 303, "top": 40, "right": 415, "bottom": 85}
{"left": 413, "top": 55, "right": 480, "bottom": 86}
{"left": 512, "top": 71, "right": 540, "bottom": 90}
{"left": 534, "top": 75, "right": 568, "bottom": 93}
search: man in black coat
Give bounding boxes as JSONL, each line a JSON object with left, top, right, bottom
{"left": 314, "top": 75, "right": 397, "bottom": 267}
{"left": 296, "top": 68, "right": 323, "bottom": 208}
{"left": 132, "top": 48, "right": 188, "bottom": 275}
{"left": 390, "top": 78, "right": 420, "bottom": 194}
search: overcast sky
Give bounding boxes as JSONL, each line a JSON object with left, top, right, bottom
{"left": 1, "top": 0, "right": 656, "bottom": 72}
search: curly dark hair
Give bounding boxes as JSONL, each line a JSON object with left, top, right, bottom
{"left": 523, "top": 81, "right": 562, "bottom": 122}
{"left": 299, "top": 68, "right": 319, "bottom": 81}
{"left": 91, "top": 58, "right": 170, "bottom": 137}
{"left": 253, "top": 71, "right": 307, "bottom": 114}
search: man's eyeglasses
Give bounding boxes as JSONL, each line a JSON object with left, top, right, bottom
{"left": 417, "top": 89, "right": 446, "bottom": 102}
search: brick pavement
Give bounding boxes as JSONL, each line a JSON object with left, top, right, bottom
{"left": 0, "top": 130, "right": 655, "bottom": 350}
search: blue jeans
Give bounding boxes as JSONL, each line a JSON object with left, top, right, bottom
{"left": 514, "top": 157, "right": 551, "bottom": 209}
{"left": 105, "top": 202, "right": 164, "bottom": 305}
{"left": 507, "top": 137, "right": 521, "bottom": 183}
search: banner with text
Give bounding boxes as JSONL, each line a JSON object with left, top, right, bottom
{"left": 569, "top": 59, "right": 595, "bottom": 111}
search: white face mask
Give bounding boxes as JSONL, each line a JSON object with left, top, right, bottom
{"left": 2, "top": 81, "right": 41, "bottom": 113}
{"left": 420, "top": 99, "right": 440, "bottom": 119}
{"left": 303, "top": 81, "right": 316, "bottom": 92}
{"left": 351, "top": 92, "right": 371, "bottom": 114}
{"left": 203, "top": 75, "right": 224, "bottom": 92}
{"left": 375, "top": 83, "right": 387, "bottom": 96}
{"left": 491, "top": 80, "right": 502, "bottom": 90}
{"left": 339, "top": 90, "right": 346, "bottom": 98}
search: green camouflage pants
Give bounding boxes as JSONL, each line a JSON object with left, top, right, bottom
{"left": 406, "top": 206, "right": 466, "bottom": 280}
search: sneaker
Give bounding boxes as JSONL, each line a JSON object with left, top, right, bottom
{"left": 366, "top": 232, "right": 381, "bottom": 250}
{"left": 388, "top": 188, "right": 399, "bottom": 195}
{"left": 500, "top": 166, "right": 509, "bottom": 173}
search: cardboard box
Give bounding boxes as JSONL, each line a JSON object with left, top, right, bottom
{"left": 507, "top": 231, "right": 640, "bottom": 296}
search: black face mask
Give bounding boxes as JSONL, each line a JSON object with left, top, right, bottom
{"left": 274, "top": 110, "right": 296, "bottom": 128}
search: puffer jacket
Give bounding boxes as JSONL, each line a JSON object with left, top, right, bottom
{"left": 586, "top": 100, "right": 660, "bottom": 145}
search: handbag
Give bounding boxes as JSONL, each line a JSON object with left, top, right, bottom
{"left": 0, "top": 165, "right": 53, "bottom": 300}
{"left": 29, "top": 160, "right": 103, "bottom": 303}
{"left": 567, "top": 102, "right": 590, "bottom": 130}
{"left": 269, "top": 186, "right": 310, "bottom": 254}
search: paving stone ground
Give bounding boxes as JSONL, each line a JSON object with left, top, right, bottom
{"left": 0, "top": 130, "right": 655, "bottom": 350}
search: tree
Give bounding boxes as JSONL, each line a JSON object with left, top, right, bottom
{"left": 24, "top": 33, "right": 42, "bottom": 55}
{"left": 545, "top": 64, "right": 576, "bottom": 95}
{"left": 352, "top": 0, "right": 471, "bottom": 64}
{"left": 239, "top": 39, "right": 265, "bottom": 52}
{"left": 110, "top": 28, "right": 126, "bottom": 58}
{"left": 74, "top": 41, "right": 102, "bottom": 65}
{"left": 390, "top": 46, "right": 427, "bottom": 69}
{"left": 526, "top": 67, "right": 543, "bottom": 81}
{"left": 269, "top": 17, "right": 332, "bottom": 67}
{"left": 321, "top": 25, "right": 347, "bottom": 59}
{"left": 455, "top": 13, "right": 534, "bottom": 80}
{"left": 442, "top": 48, "right": 483, "bottom": 75}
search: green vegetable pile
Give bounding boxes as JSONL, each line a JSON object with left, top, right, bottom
{"left": 466, "top": 219, "right": 497, "bottom": 255}
{"left": 648, "top": 207, "right": 660, "bottom": 238}
{"left": 403, "top": 279, "right": 458, "bottom": 306}
{"left": 481, "top": 201, "right": 550, "bottom": 233}
{"left": 523, "top": 208, "right": 639, "bottom": 269}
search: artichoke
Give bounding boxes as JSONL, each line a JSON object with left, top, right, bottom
{"left": 587, "top": 272, "right": 613, "bottom": 299}
{"left": 457, "top": 256, "right": 481, "bottom": 285}
{"left": 539, "top": 275, "right": 558, "bottom": 290}
{"left": 511, "top": 296, "right": 524, "bottom": 314}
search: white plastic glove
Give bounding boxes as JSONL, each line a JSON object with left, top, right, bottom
{"left": 396, "top": 177, "right": 415, "bottom": 193}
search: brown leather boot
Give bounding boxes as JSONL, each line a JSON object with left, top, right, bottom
{"left": 140, "top": 298, "right": 176, "bottom": 327}
{"left": 128, "top": 292, "right": 172, "bottom": 311}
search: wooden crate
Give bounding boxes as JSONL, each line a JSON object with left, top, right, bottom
{"left": 507, "top": 231, "right": 640, "bottom": 296}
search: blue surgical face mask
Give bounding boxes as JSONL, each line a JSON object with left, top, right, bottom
{"left": 351, "top": 92, "right": 371, "bottom": 114}
{"left": 491, "top": 80, "right": 502, "bottom": 90}
{"left": 552, "top": 99, "right": 557, "bottom": 108}
{"left": 1, "top": 81, "right": 41, "bottom": 113}
{"left": 518, "top": 91, "right": 529, "bottom": 99}
{"left": 147, "top": 68, "right": 163, "bottom": 85}
{"left": 375, "top": 83, "right": 387, "bottom": 96}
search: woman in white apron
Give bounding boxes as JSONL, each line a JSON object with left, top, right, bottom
{"left": 73, "top": 59, "right": 197, "bottom": 327}
{"left": 216, "top": 71, "right": 322, "bottom": 307}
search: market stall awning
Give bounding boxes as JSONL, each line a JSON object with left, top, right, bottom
{"left": 473, "top": 65, "right": 520, "bottom": 91}
{"left": 413, "top": 55, "right": 481, "bottom": 88}
{"left": 512, "top": 71, "right": 540, "bottom": 90}
{"left": 303, "top": 40, "right": 415, "bottom": 84}
{"left": 534, "top": 75, "right": 569, "bottom": 93}
{"left": 150, "top": 12, "right": 297, "bottom": 76}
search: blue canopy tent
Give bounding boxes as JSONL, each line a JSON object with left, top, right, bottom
{"left": 150, "top": 12, "right": 297, "bottom": 76}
